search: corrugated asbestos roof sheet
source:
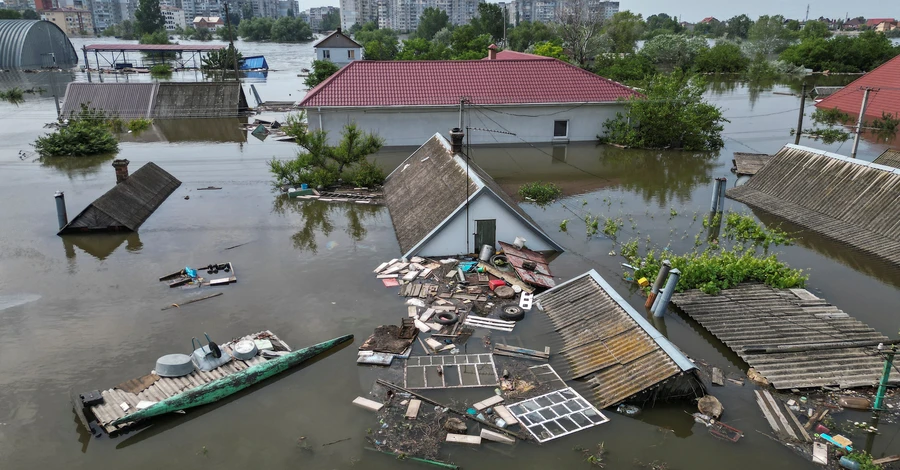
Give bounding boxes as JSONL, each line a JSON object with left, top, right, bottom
{"left": 383, "top": 132, "right": 561, "bottom": 256}
{"left": 299, "top": 59, "right": 639, "bottom": 107}
{"left": 671, "top": 284, "right": 896, "bottom": 389}
{"left": 60, "top": 162, "right": 181, "bottom": 234}
{"left": 732, "top": 152, "right": 771, "bottom": 176}
{"left": 873, "top": 148, "right": 900, "bottom": 169}
{"left": 61, "top": 82, "right": 248, "bottom": 119}
{"left": 313, "top": 30, "right": 362, "bottom": 49}
{"left": 0, "top": 19, "right": 78, "bottom": 69}
{"left": 727, "top": 144, "right": 900, "bottom": 267}
{"left": 536, "top": 270, "right": 696, "bottom": 408}
{"left": 814, "top": 54, "right": 900, "bottom": 121}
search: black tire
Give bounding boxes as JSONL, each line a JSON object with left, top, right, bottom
{"left": 499, "top": 304, "right": 525, "bottom": 321}
{"left": 435, "top": 311, "right": 459, "bottom": 325}
{"left": 208, "top": 341, "right": 222, "bottom": 358}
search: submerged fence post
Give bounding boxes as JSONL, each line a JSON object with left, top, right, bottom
{"left": 874, "top": 346, "right": 896, "bottom": 411}
{"left": 644, "top": 260, "right": 671, "bottom": 308}
{"left": 717, "top": 177, "right": 727, "bottom": 212}
{"left": 653, "top": 269, "right": 681, "bottom": 318}
{"left": 710, "top": 177, "right": 727, "bottom": 213}
{"left": 55, "top": 191, "right": 68, "bottom": 230}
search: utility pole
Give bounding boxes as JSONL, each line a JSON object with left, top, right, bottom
{"left": 794, "top": 83, "right": 806, "bottom": 145}
{"left": 502, "top": 6, "right": 507, "bottom": 48}
{"left": 224, "top": 2, "right": 240, "bottom": 80}
{"left": 850, "top": 87, "right": 872, "bottom": 159}
{"left": 874, "top": 345, "right": 896, "bottom": 410}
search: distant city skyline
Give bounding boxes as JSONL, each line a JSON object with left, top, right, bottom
{"left": 294, "top": 0, "right": 897, "bottom": 24}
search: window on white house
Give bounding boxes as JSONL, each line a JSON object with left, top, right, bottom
{"left": 553, "top": 120, "right": 568, "bottom": 138}
{"left": 323, "top": 50, "right": 330, "bottom": 59}
{"left": 348, "top": 50, "right": 355, "bottom": 59}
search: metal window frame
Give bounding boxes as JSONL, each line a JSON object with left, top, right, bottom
{"left": 403, "top": 353, "right": 499, "bottom": 389}
{"left": 507, "top": 386, "right": 610, "bottom": 442}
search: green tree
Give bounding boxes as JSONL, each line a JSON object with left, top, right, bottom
{"left": 694, "top": 42, "right": 748, "bottom": 73}
{"left": 0, "top": 9, "right": 22, "bottom": 19}
{"left": 532, "top": 41, "right": 568, "bottom": 60}
{"left": 321, "top": 9, "right": 340, "bottom": 31}
{"left": 602, "top": 11, "right": 645, "bottom": 54}
{"left": 507, "top": 20, "right": 555, "bottom": 51}
{"left": 22, "top": 9, "right": 39, "bottom": 19}
{"left": 644, "top": 13, "right": 682, "bottom": 36}
{"left": 748, "top": 15, "right": 793, "bottom": 55}
{"left": 241, "top": 3, "right": 253, "bottom": 20}
{"left": 641, "top": 33, "right": 708, "bottom": 69}
{"left": 471, "top": 2, "right": 505, "bottom": 42}
{"left": 416, "top": 7, "right": 449, "bottom": 40}
{"left": 725, "top": 14, "right": 752, "bottom": 39}
{"left": 397, "top": 38, "right": 450, "bottom": 60}
{"left": 784, "top": 19, "right": 800, "bottom": 31}
{"left": 139, "top": 30, "right": 170, "bottom": 44}
{"left": 602, "top": 71, "right": 727, "bottom": 151}
{"left": 432, "top": 27, "right": 453, "bottom": 46}
{"left": 593, "top": 54, "right": 658, "bottom": 86}
{"left": 780, "top": 30, "right": 899, "bottom": 72}
{"left": 271, "top": 17, "right": 313, "bottom": 42}
{"left": 555, "top": 0, "right": 605, "bottom": 67}
{"left": 134, "top": 0, "right": 165, "bottom": 35}
{"left": 304, "top": 59, "right": 339, "bottom": 88}
{"left": 238, "top": 17, "right": 275, "bottom": 40}
{"left": 450, "top": 25, "right": 492, "bottom": 59}
{"left": 355, "top": 25, "right": 399, "bottom": 59}
{"left": 694, "top": 19, "right": 726, "bottom": 37}
{"left": 201, "top": 45, "right": 243, "bottom": 70}
{"left": 800, "top": 20, "right": 832, "bottom": 40}
{"left": 34, "top": 105, "right": 119, "bottom": 157}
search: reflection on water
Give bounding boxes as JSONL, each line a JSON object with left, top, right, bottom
{"left": 117, "top": 118, "right": 248, "bottom": 144}
{"left": 601, "top": 148, "right": 717, "bottom": 207}
{"left": 272, "top": 196, "right": 382, "bottom": 254}
{"left": 40, "top": 154, "right": 117, "bottom": 179}
{"left": 62, "top": 232, "right": 143, "bottom": 261}
{"left": 0, "top": 70, "right": 75, "bottom": 100}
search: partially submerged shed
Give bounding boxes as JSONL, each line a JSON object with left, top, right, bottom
{"left": 873, "top": 148, "right": 900, "bottom": 169}
{"left": 727, "top": 144, "right": 900, "bottom": 267}
{"left": 535, "top": 270, "right": 702, "bottom": 408}
{"left": 383, "top": 130, "right": 563, "bottom": 258}
{"left": 0, "top": 20, "right": 78, "bottom": 69}
{"left": 731, "top": 152, "right": 771, "bottom": 176}
{"left": 61, "top": 82, "right": 248, "bottom": 119}
{"left": 58, "top": 160, "right": 181, "bottom": 235}
{"left": 671, "top": 283, "right": 897, "bottom": 390}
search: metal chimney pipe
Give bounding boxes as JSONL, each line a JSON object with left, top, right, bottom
{"left": 653, "top": 269, "right": 681, "bottom": 318}
{"left": 644, "top": 260, "right": 671, "bottom": 308}
{"left": 450, "top": 128, "right": 464, "bottom": 153}
{"left": 55, "top": 191, "right": 68, "bottom": 230}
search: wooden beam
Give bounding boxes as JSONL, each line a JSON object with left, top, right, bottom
{"left": 405, "top": 399, "right": 422, "bottom": 420}
{"left": 446, "top": 434, "right": 481, "bottom": 445}
{"left": 783, "top": 403, "right": 811, "bottom": 442}
{"left": 477, "top": 262, "right": 534, "bottom": 293}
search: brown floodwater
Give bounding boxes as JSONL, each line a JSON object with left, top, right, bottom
{"left": 1, "top": 39, "right": 898, "bottom": 469}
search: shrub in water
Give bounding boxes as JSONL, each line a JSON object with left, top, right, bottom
{"left": 34, "top": 105, "right": 119, "bottom": 157}
{"left": 518, "top": 181, "right": 562, "bottom": 205}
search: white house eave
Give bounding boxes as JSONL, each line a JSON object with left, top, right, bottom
{"left": 480, "top": 190, "right": 564, "bottom": 252}
{"left": 299, "top": 101, "right": 624, "bottom": 110}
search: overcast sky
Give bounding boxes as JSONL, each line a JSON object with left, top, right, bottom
{"left": 296, "top": 0, "right": 898, "bottom": 23}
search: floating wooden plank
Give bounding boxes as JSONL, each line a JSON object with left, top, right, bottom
{"left": 353, "top": 397, "right": 384, "bottom": 412}
{"left": 731, "top": 152, "right": 772, "bottom": 176}
{"left": 420, "top": 308, "right": 435, "bottom": 322}
{"left": 425, "top": 338, "right": 443, "bottom": 350}
{"left": 711, "top": 367, "right": 724, "bottom": 386}
{"left": 476, "top": 261, "right": 534, "bottom": 293}
{"left": 357, "top": 353, "right": 395, "bottom": 366}
{"left": 493, "top": 405, "right": 518, "bottom": 425}
{"left": 759, "top": 390, "right": 797, "bottom": 440}
{"left": 446, "top": 434, "right": 481, "bottom": 445}
{"left": 872, "top": 456, "right": 900, "bottom": 465}
{"left": 783, "top": 403, "right": 811, "bottom": 442}
{"left": 472, "top": 395, "right": 504, "bottom": 411}
{"left": 406, "top": 399, "right": 422, "bottom": 420}
{"left": 754, "top": 390, "right": 782, "bottom": 436}
{"left": 382, "top": 263, "right": 409, "bottom": 275}
{"left": 376, "top": 274, "right": 399, "bottom": 279}
{"left": 494, "top": 344, "right": 549, "bottom": 360}
{"left": 373, "top": 262, "right": 390, "bottom": 273}
{"left": 480, "top": 429, "right": 515, "bottom": 445}
{"left": 407, "top": 306, "right": 419, "bottom": 317}
{"left": 403, "top": 271, "right": 420, "bottom": 281}
{"left": 413, "top": 319, "right": 431, "bottom": 333}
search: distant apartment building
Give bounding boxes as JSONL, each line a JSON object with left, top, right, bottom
{"left": 305, "top": 5, "right": 338, "bottom": 31}
{"left": 344, "top": 0, "right": 481, "bottom": 32}
{"left": 509, "top": 0, "right": 617, "bottom": 25}
{"left": 85, "top": 0, "right": 119, "bottom": 32}
{"left": 42, "top": 7, "right": 95, "bottom": 35}
{"left": 277, "top": 0, "right": 299, "bottom": 18}
{"left": 161, "top": 5, "right": 185, "bottom": 30}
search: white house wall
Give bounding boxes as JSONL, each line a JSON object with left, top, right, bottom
{"left": 414, "top": 192, "right": 557, "bottom": 257}
{"left": 307, "top": 103, "right": 626, "bottom": 147}
{"left": 315, "top": 47, "right": 363, "bottom": 65}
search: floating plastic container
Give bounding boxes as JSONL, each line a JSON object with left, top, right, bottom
{"left": 156, "top": 354, "right": 194, "bottom": 377}
{"left": 513, "top": 237, "right": 526, "bottom": 249}
{"left": 301, "top": 183, "right": 308, "bottom": 190}
{"left": 479, "top": 244, "right": 495, "bottom": 262}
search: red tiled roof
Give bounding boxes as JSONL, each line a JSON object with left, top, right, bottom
{"left": 701, "top": 16, "right": 717, "bottom": 23}
{"left": 815, "top": 54, "right": 900, "bottom": 121}
{"left": 299, "top": 59, "right": 638, "bottom": 107}
{"left": 866, "top": 18, "right": 896, "bottom": 27}
{"left": 481, "top": 50, "right": 554, "bottom": 61}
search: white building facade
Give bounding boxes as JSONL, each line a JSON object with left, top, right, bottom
{"left": 312, "top": 29, "right": 362, "bottom": 66}
{"left": 161, "top": 6, "right": 186, "bottom": 30}
{"left": 341, "top": 0, "right": 482, "bottom": 31}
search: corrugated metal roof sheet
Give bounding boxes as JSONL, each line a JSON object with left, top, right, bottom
{"left": 240, "top": 55, "right": 268, "bottom": 70}
{"left": 671, "top": 284, "right": 896, "bottom": 389}
{"left": 60, "top": 162, "right": 181, "bottom": 234}
{"left": 814, "top": 54, "right": 900, "bottom": 121}
{"left": 873, "top": 148, "right": 900, "bottom": 169}
{"left": 299, "top": 59, "right": 639, "bottom": 108}
{"left": 61, "top": 82, "right": 248, "bottom": 119}
{"left": 82, "top": 43, "right": 225, "bottom": 51}
{"left": 535, "top": 270, "right": 697, "bottom": 408}
{"left": 727, "top": 144, "right": 900, "bottom": 267}
{"left": 61, "top": 82, "right": 157, "bottom": 118}
{"left": 0, "top": 20, "right": 78, "bottom": 69}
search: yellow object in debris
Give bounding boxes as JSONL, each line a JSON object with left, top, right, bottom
{"left": 637, "top": 277, "right": 650, "bottom": 287}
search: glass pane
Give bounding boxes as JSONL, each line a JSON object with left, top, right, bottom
{"left": 553, "top": 120, "right": 567, "bottom": 137}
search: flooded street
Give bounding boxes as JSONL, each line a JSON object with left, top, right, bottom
{"left": 1, "top": 39, "right": 899, "bottom": 469}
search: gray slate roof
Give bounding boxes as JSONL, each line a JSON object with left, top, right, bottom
{"left": 59, "top": 163, "right": 181, "bottom": 234}
{"left": 727, "top": 144, "right": 900, "bottom": 267}
{"left": 873, "top": 148, "right": 900, "bottom": 169}
{"left": 313, "top": 30, "right": 361, "bottom": 49}
{"left": 383, "top": 132, "right": 561, "bottom": 256}
{"left": 61, "top": 82, "right": 248, "bottom": 119}
{"left": 536, "top": 270, "right": 697, "bottom": 408}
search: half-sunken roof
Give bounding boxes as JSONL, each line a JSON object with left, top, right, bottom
{"left": 59, "top": 162, "right": 181, "bottom": 234}
{"left": 536, "top": 270, "right": 699, "bottom": 408}
{"left": 313, "top": 29, "right": 362, "bottom": 49}
{"left": 61, "top": 82, "right": 248, "bottom": 119}
{"left": 727, "top": 144, "right": 900, "bottom": 267}
{"left": 873, "top": 148, "right": 900, "bottom": 169}
{"left": 383, "top": 132, "right": 562, "bottom": 256}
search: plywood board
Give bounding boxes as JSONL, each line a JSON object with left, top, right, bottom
{"left": 446, "top": 434, "right": 481, "bottom": 445}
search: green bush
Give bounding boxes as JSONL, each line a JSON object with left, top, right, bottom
{"left": 780, "top": 31, "right": 900, "bottom": 72}
{"left": 0, "top": 87, "right": 25, "bottom": 105}
{"left": 518, "top": 181, "right": 562, "bottom": 205}
{"left": 694, "top": 42, "right": 749, "bottom": 73}
{"left": 594, "top": 54, "right": 658, "bottom": 86}
{"left": 149, "top": 64, "right": 172, "bottom": 76}
{"left": 127, "top": 118, "right": 153, "bottom": 133}
{"left": 346, "top": 159, "right": 385, "bottom": 188}
{"left": 34, "top": 105, "right": 119, "bottom": 157}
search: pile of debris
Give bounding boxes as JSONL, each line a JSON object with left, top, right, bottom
{"left": 242, "top": 119, "right": 293, "bottom": 142}
{"left": 281, "top": 185, "right": 383, "bottom": 205}
{"left": 159, "top": 262, "right": 236, "bottom": 288}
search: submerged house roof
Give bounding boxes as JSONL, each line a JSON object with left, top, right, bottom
{"left": 814, "top": 54, "right": 900, "bottom": 121}
{"left": 313, "top": 29, "right": 362, "bottom": 48}
{"left": 61, "top": 82, "right": 248, "bottom": 119}
{"left": 383, "top": 132, "right": 562, "bottom": 257}
{"left": 727, "top": 144, "right": 900, "bottom": 267}
{"left": 671, "top": 283, "right": 895, "bottom": 389}
{"left": 299, "top": 59, "right": 639, "bottom": 108}
{"left": 59, "top": 162, "right": 181, "bottom": 235}
{"left": 536, "top": 270, "right": 701, "bottom": 408}
{"left": 873, "top": 148, "right": 900, "bottom": 168}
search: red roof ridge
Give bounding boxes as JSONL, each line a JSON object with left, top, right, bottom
{"left": 300, "top": 59, "right": 361, "bottom": 106}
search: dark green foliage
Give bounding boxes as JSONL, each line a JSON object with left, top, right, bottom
{"left": 238, "top": 17, "right": 275, "bottom": 40}
{"left": 0, "top": 87, "right": 25, "bottom": 105}
{"left": 34, "top": 105, "right": 119, "bottom": 157}
{"left": 139, "top": 30, "right": 170, "bottom": 44}
{"left": 201, "top": 45, "right": 243, "bottom": 70}
{"left": 532, "top": 42, "right": 567, "bottom": 60}
{"left": 593, "top": 54, "right": 658, "bottom": 86}
{"left": 0, "top": 9, "right": 21, "bottom": 19}
{"left": 518, "top": 182, "right": 562, "bottom": 205}
{"left": 102, "top": 20, "right": 137, "bottom": 39}
{"left": 135, "top": 0, "right": 165, "bottom": 35}
{"left": 181, "top": 26, "right": 213, "bottom": 40}
{"left": 694, "top": 43, "right": 748, "bottom": 73}
{"left": 346, "top": 159, "right": 386, "bottom": 188}
{"left": 800, "top": 20, "right": 831, "bottom": 40}
{"left": 471, "top": 3, "right": 505, "bottom": 42}
{"left": 149, "top": 64, "right": 172, "bottom": 76}
{"left": 747, "top": 15, "right": 795, "bottom": 55}
{"left": 602, "top": 11, "right": 645, "bottom": 53}
{"left": 396, "top": 38, "right": 450, "bottom": 60}
{"left": 641, "top": 34, "right": 709, "bottom": 69}
{"left": 725, "top": 14, "right": 752, "bottom": 39}
{"left": 780, "top": 31, "right": 900, "bottom": 72}
{"left": 355, "top": 24, "right": 399, "bottom": 60}
{"left": 320, "top": 9, "right": 340, "bottom": 31}
{"left": 507, "top": 21, "right": 556, "bottom": 51}
{"left": 602, "top": 72, "right": 727, "bottom": 151}
{"left": 450, "top": 25, "right": 492, "bottom": 59}
{"left": 644, "top": 13, "right": 683, "bottom": 37}
{"left": 305, "top": 59, "right": 340, "bottom": 88}
{"left": 416, "top": 7, "right": 449, "bottom": 40}
{"left": 241, "top": 3, "right": 253, "bottom": 20}
{"left": 811, "top": 107, "right": 852, "bottom": 126}
{"left": 270, "top": 17, "right": 313, "bottom": 42}
{"left": 22, "top": 9, "right": 38, "bottom": 19}
{"left": 694, "top": 19, "right": 726, "bottom": 37}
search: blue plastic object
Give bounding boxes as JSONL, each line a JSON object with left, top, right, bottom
{"left": 839, "top": 457, "right": 860, "bottom": 470}
{"left": 185, "top": 266, "right": 198, "bottom": 278}
{"left": 820, "top": 433, "right": 853, "bottom": 452}
{"left": 239, "top": 55, "right": 269, "bottom": 70}
{"left": 301, "top": 183, "right": 308, "bottom": 190}
{"left": 459, "top": 262, "right": 477, "bottom": 272}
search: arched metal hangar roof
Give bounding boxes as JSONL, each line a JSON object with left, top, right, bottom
{"left": 0, "top": 20, "right": 78, "bottom": 69}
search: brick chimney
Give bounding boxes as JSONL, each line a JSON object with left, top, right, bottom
{"left": 488, "top": 43, "right": 498, "bottom": 60}
{"left": 450, "top": 128, "right": 464, "bottom": 154}
{"left": 112, "top": 159, "right": 130, "bottom": 184}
